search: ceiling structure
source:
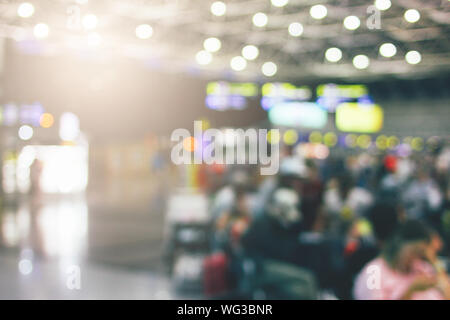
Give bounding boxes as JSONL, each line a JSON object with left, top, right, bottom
{"left": 0, "top": 0, "right": 449, "bottom": 82}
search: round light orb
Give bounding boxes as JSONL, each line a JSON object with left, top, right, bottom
{"left": 353, "top": 54, "right": 370, "bottom": 69}
{"left": 379, "top": 43, "right": 397, "bottom": 57}
{"left": 242, "top": 45, "right": 259, "bottom": 60}
{"left": 405, "top": 50, "right": 421, "bottom": 64}
{"left": 288, "top": 22, "right": 303, "bottom": 37}
{"left": 310, "top": 5, "right": 327, "bottom": 20}
{"left": 253, "top": 12, "right": 268, "bottom": 27}
{"left": 230, "top": 56, "right": 247, "bottom": 71}
{"left": 262, "top": 61, "right": 277, "bottom": 77}
{"left": 325, "top": 47, "right": 342, "bottom": 62}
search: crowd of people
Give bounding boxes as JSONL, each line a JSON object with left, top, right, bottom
{"left": 201, "top": 140, "right": 450, "bottom": 300}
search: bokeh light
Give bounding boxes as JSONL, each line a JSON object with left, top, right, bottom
{"left": 253, "top": 12, "right": 268, "bottom": 27}
{"left": 203, "top": 37, "right": 221, "bottom": 53}
{"left": 242, "top": 45, "right": 259, "bottom": 60}
{"left": 196, "top": 50, "right": 212, "bottom": 65}
{"left": 310, "top": 5, "right": 327, "bottom": 20}
{"left": 82, "top": 14, "right": 98, "bottom": 30}
{"left": 230, "top": 56, "right": 247, "bottom": 71}
{"left": 288, "top": 22, "right": 304, "bottom": 37}
{"left": 343, "top": 16, "right": 360, "bottom": 30}
{"left": 136, "top": 24, "right": 153, "bottom": 39}
{"left": 211, "top": 1, "right": 226, "bottom": 16}
{"left": 34, "top": 23, "right": 49, "bottom": 39}
{"left": 353, "top": 55, "right": 370, "bottom": 69}
{"left": 262, "top": 62, "right": 277, "bottom": 77}
{"left": 405, "top": 50, "right": 422, "bottom": 64}
{"left": 40, "top": 113, "right": 54, "bottom": 128}
{"left": 404, "top": 9, "right": 420, "bottom": 23}
{"left": 17, "top": 2, "right": 34, "bottom": 18}
{"left": 325, "top": 47, "right": 342, "bottom": 63}
{"left": 18, "top": 125, "right": 33, "bottom": 141}
{"left": 283, "top": 130, "right": 298, "bottom": 145}
{"left": 271, "top": 0, "right": 289, "bottom": 7}
{"left": 379, "top": 43, "right": 397, "bottom": 58}
{"left": 375, "top": 0, "right": 391, "bottom": 11}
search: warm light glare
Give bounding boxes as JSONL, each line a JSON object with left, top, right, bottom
{"left": 343, "top": 16, "right": 360, "bottom": 30}
{"left": 405, "top": 50, "right": 422, "bottom": 64}
{"left": 211, "top": 1, "right": 226, "bottom": 16}
{"left": 203, "top": 37, "right": 221, "bottom": 53}
{"left": 136, "top": 24, "right": 153, "bottom": 39}
{"left": 325, "top": 47, "right": 342, "bottom": 62}
{"left": 230, "top": 56, "right": 247, "bottom": 71}
{"left": 17, "top": 2, "right": 34, "bottom": 18}
{"left": 33, "top": 23, "right": 49, "bottom": 39}
{"left": 82, "top": 14, "right": 98, "bottom": 30}
{"left": 379, "top": 43, "right": 397, "bottom": 57}
{"left": 262, "top": 61, "right": 277, "bottom": 77}
{"left": 242, "top": 45, "right": 259, "bottom": 60}
{"left": 310, "top": 5, "right": 327, "bottom": 20}
{"left": 40, "top": 113, "right": 54, "bottom": 128}
{"left": 353, "top": 54, "right": 370, "bottom": 69}
{"left": 288, "top": 22, "right": 303, "bottom": 37}
{"left": 253, "top": 12, "right": 268, "bottom": 27}
{"left": 404, "top": 9, "right": 420, "bottom": 23}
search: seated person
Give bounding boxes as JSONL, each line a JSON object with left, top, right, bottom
{"left": 353, "top": 220, "right": 450, "bottom": 300}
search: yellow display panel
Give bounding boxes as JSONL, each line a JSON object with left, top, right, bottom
{"left": 336, "top": 103, "right": 383, "bottom": 133}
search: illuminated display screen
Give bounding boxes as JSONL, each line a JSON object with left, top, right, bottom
{"left": 206, "top": 82, "right": 258, "bottom": 111}
{"left": 268, "top": 102, "right": 327, "bottom": 129}
{"left": 335, "top": 103, "right": 383, "bottom": 133}
{"left": 316, "top": 84, "right": 369, "bottom": 112}
{"left": 261, "top": 83, "right": 312, "bottom": 110}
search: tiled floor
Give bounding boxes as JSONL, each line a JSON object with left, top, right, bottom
{"left": 0, "top": 178, "right": 198, "bottom": 299}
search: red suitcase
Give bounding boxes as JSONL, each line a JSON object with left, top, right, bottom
{"left": 203, "top": 252, "right": 229, "bottom": 297}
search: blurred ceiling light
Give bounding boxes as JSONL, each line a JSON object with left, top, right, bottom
{"left": 288, "top": 22, "right": 303, "bottom": 37}
{"left": 18, "top": 125, "right": 33, "bottom": 141}
{"left": 310, "top": 5, "right": 327, "bottom": 20}
{"left": 40, "top": 113, "right": 54, "bottom": 128}
{"left": 17, "top": 2, "right": 34, "bottom": 18}
{"left": 203, "top": 37, "right": 221, "bottom": 52}
{"left": 82, "top": 14, "right": 98, "bottom": 30}
{"left": 87, "top": 32, "right": 101, "bottom": 46}
{"left": 230, "top": 56, "right": 247, "bottom": 71}
{"left": 325, "top": 47, "right": 342, "bottom": 62}
{"left": 404, "top": 9, "right": 420, "bottom": 23}
{"left": 343, "top": 16, "right": 360, "bottom": 30}
{"left": 253, "top": 12, "right": 268, "bottom": 27}
{"left": 242, "top": 45, "right": 259, "bottom": 60}
{"left": 262, "top": 61, "right": 277, "bottom": 77}
{"left": 405, "top": 50, "right": 421, "bottom": 64}
{"left": 374, "top": 0, "right": 391, "bottom": 11}
{"left": 195, "top": 50, "right": 212, "bottom": 65}
{"left": 379, "top": 43, "right": 397, "bottom": 57}
{"left": 136, "top": 24, "right": 153, "bottom": 39}
{"left": 353, "top": 54, "right": 370, "bottom": 69}
{"left": 211, "top": 1, "right": 226, "bottom": 16}
{"left": 271, "top": 0, "right": 289, "bottom": 7}
{"left": 33, "top": 23, "right": 49, "bottom": 39}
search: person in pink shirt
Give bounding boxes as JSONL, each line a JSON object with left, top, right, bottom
{"left": 353, "top": 220, "right": 450, "bottom": 300}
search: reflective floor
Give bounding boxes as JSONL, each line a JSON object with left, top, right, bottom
{"left": 0, "top": 177, "right": 183, "bottom": 299}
